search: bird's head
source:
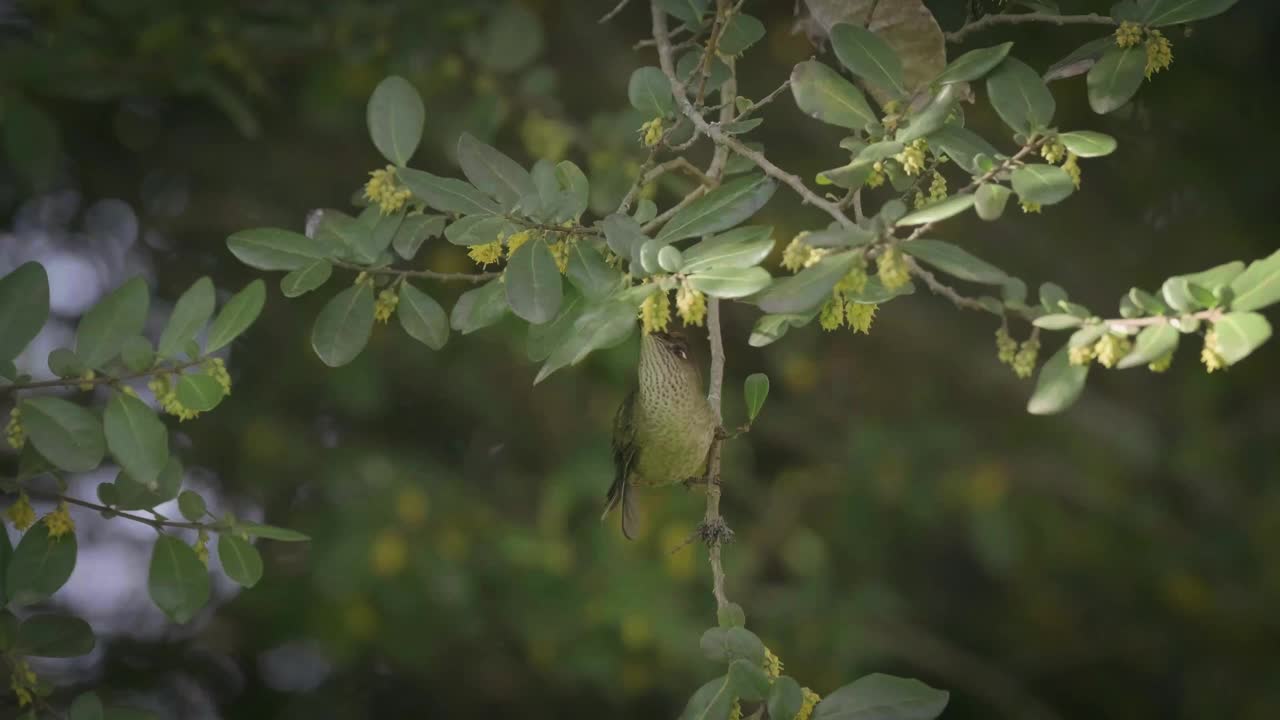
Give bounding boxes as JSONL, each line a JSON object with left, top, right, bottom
{"left": 649, "top": 330, "right": 691, "bottom": 362}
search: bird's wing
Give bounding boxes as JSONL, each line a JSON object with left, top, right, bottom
{"left": 603, "top": 388, "right": 641, "bottom": 539}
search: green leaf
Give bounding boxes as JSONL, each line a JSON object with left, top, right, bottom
{"left": 699, "top": 626, "right": 766, "bottom": 665}
{"left": 534, "top": 299, "right": 639, "bottom": 384}
{"left": 1181, "top": 261, "right": 1245, "bottom": 291}
{"left": 104, "top": 393, "right": 168, "bottom": 488}
{"left": 688, "top": 267, "right": 772, "bottom": 299}
{"left": 444, "top": 215, "right": 508, "bottom": 246}
{"left": 113, "top": 456, "right": 183, "bottom": 510}
{"left": 768, "top": 677, "right": 805, "bottom": 720}
{"left": 1058, "top": 130, "right": 1117, "bottom": 157}
{"left": 718, "top": 13, "right": 765, "bottom": 55}
{"left": 974, "top": 183, "right": 1012, "bottom": 221}
{"left": 366, "top": 75, "right": 424, "bottom": 166}
{"left": 398, "top": 283, "right": 449, "bottom": 350}
{"left": 1140, "top": 0, "right": 1238, "bottom": 26}
{"left": 1011, "top": 164, "right": 1075, "bottom": 205}
{"left": 896, "top": 195, "right": 976, "bottom": 226}
{"left": 1027, "top": 344, "right": 1089, "bottom": 415}
{"left": 717, "top": 602, "right": 746, "bottom": 628}
{"left": 506, "top": 240, "right": 563, "bottom": 324}
{"left": 931, "top": 126, "right": 1000, "bottom": 175}
{"left": 148, "top": 534, "right": 210, "bottom": 623}
{"left": 748, "top": 313, "right": 809, "bottom": 347}
{"left": 814, "top": 673, "right": 949, "bottom": 720}
{"left": 399, "top": 168, "right": 502, "bottom": 216}
{"left": 217, "top": 534, "right": 263, "bottom": 588}
{"left": 1161, "top": 276, "right": 1197, "bottom": 313}
{"left": 311, "top": 285, "right": 375, "bottom": 368}
{"left": 744, "top": 373, "right": 769, "bottom": 422}
{"left": 895, "top": 84, "right": 958, "bottom": 143}
{"left": 628, "top": 66, "right": 674, "bottom": 117}
{"left": 1087, "top": 46, "right": 1144, "bottom": 114}
{"left": 1069, "top": 324, "right": 1106, "bottom": 349}
{"left": 157, "top": 277, "right": 214, "bottom": 358}
{"left": 450, "top": 279, "right": 510, "bottom": 334}
{"left": 281, "top": 260, "right": 333, "bottom": 298}
{"left": 177, "top": 490, "right": 206, "bottom": 522}
{"left": 1040, "top": 282, "right": 1069, "bottom": 312}
{"left": 934, "top": 42, "right": 1013, "bottom": 84}
{"left": 603, "top": 213, "right": 648, "bottom": 261}
{"left": 120, "top": 336, "right": 154, "bottom": 372}
{"left": 790, "top": 60, "right": 877, "bottom": 130}
{"left": 658, "top": 0, "right": 709, "bottom": 25}
{"left": 986, "top": 57, "right": 1055, "bottom": 134}
{"left": 458, "top": 133, "right": 536, "bottom": 207}
{"left": 756, "top": 251, "right": 860, "bottom": 313}
{"left": 830, "top": 23, "right": 907, "bottom": 98}
{"left": 1117, "top": 324, "right": 1178, "bottom": 369}
{"left": 238, "top": 522, "right": 310, "bottom": 542}
{"left": 679, "top": 675, "right": 734, "bottom": 720}
{"left": 1229, "top": 249, "right": 1280, "bottom": 311}
{"left": 227, "top": 228, "right": 328, "bottom": 271}
{"left": 393, "top": 214, "right": 445, "bottom": 260}
{"left": 176, "top": 373, "right": 225, "bottom": 412}
{"left": 75, "top": 277, "right": 150, "bottom": 369}
{"left": 658, "top": 246, "right": 684, "bottom": 273}
{"left": 15, "top": 614, "right": 94, "bottom": 657}
{"left": 657, "top": 174, "right": 776, "bottom": 242}
{"left": 206, "top": 280, "right": 265, "bottom": 353}
{"left": 682, "top": 226, "right": 775, "bottom": 273}
{"left": 902, "top": 239, "right": 1007, "bottom": 284}
{"left": 22, "top": 397, "right": 105, "bottom": 473}
{"left": 1033, "top": 314, "right": 1083, "bottom": 330}
{"left": 6, "top": 524, "right": 77, "bottom": 606}
{"left": 527, "top": 291, "right": 583, "bottom": 362}
{"left": 48, "top": 348, "right": 84, "bottom": 377}
{"left": 566, "top": 244, "right": 621, "bottom": 301}
{"left": 555, "top": 161, "right": 590, "bottom": 221}
{"left": 0, "top": 262, "right": 50, "bottom": 362}
{"left": 1213, "top": 312, "right": 1272, "bottom": 365}
{"left": 70, "top": 692, "right": 104, "bottom": 720}
{"left": 728, "top": 658, "right": 771, "bottom": 702}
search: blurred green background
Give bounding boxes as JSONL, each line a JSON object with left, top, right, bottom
{"left": 2, "top": 0, "right": 1279, "bottom": 718}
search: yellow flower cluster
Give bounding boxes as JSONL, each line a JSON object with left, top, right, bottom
{"left": 78, "top": 369, "right": 96, "bottom": 391}
{"left": 6, "top": 406, "right": 25, "bottom": 450}
{"left": 797, "top": 687, "right": 822, "bottom": 720}
{"left": 1068, "top": 343, "right": 1095, "bottom": 366}
{"left": 148, "top": 374, "right": 199, "bottom": 421}
{"left": 45, "top": 501, "right": 75, "bottom": 539}
{"left": 895, "top": 138, "right": 928, "bottom": 177}
{"left": 1041, "top": 141, "right": 1066, "bottom": 164}
{"left": 1020, "top": 201, "right": 1042, "bottom": 214}
{"left": 835, "top": 266, "right": 868, "bottom": 296}
{"left": 1148, "top": 352, "right": 1173, "bottom": 373}
{"left": 195, "top": 529, "right": 210, "bottom": 567}
{"left": 1094, "top": 333, "right": 1133, "bottom": 368}
{"left": 639, "top": 290, "right": 671, "bottom": 334}
{"left": 5, "top": 491, "right": 36, "bottom": 531}
{"left": 506, "top": 229, "right": 533, "bottom": 257}
{"left": 676, "top": 283, "right": 706, "bottom": 327}
{"left": 867, "top": 161, "right": 886, "bottom": 188}
{"left": 995, "top": 326, "right": 1039, "bottom": 377}
{"left": 995, "top": 326, "right": 1018, "bottom": 365}
{"left": 1145, "top": 30, "right": 1173, "bottom": 78}
{"left": 846, "top": 302, "right": 877, "bottom": 334}
{"left": 1115, "top": 21, "right": 1144, "bottom": 48}
{"left": 728, "top": 700, "right": 742, "bottom": 720}
{"left": 877, "top": 247, "right": 910, "bottom": 290}
{"left": 1062, "top": 153, "right": 1081, "bottom": 188}
{"left": 763, "top": 647, "right": 784, "bottom": 680}
{"left": 374, "top": 288, "right": 399, "bottom": 324}
{"left": 208, "top": 357, "right": 232, "bottom": 396}
{"left": 548, "top": 240, "right": 571, "bottom": 274}
{"left": 521, "top": 111, "right": 573, "bottom": 162}
{"left": 468, "top": 241, "right": 503, "bottom": 267}
{"left": 819, "top": 266, "right": 877, "bottom": 334}
{"left": 363, "top": 165, "right": 412, "bottom": 215}
{"left": 819, "top": 296, "right": 844, "bottom": 331}
{"left": 1201, "top": 330, "right": 1226, "bottom": 372}
{"left": 781, "top": 233, "right": 826, "bottom": 273}
{"left": 880, "top": 99, "right": 901, "bottom": 134}
{"left": 10, "top": 658, "right": 36, "bottom": 708}
{"left": 638, "top": 117, "right": 664, "bottom": 147}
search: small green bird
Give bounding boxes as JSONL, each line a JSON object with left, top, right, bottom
{"left": 604, "top": 330, "right": 719, "bottom": 539}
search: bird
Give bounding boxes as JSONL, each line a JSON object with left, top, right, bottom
{"left": 604, "top": 330, "right": 719, "bottom": 539}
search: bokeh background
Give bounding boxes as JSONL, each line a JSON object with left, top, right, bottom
{"left": 2, "top": 1, "right": 1279, "bottom": 718}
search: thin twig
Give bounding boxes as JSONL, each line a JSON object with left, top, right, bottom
{"left": 642, "top": 186, "right": 707, "bottom": 234}
{"left": 55, "top": 494, "right": 218, "bottom": 531}
{"left": 1, "top": 359, "right": 206, "bottom": 397}
{"left": 733, "top": 79, "right": 792, "bottom": 121}
{"left": 599, "top": 0, "right": 632, "bottom": 24}
{"left": 703, "top": 297, "right": 730, "bottom": 611}
{"left": 330, "top": 259, "right": 497, "bottom": 283}
{"left": 947, "top": 12, "right": 1116, "bottom": 43}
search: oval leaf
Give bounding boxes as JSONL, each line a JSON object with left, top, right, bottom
{"left": 398, "top": 283, "right": 449, "bottom": 350}
{"left": 1229, "top": 249, "right": 1280, "bottom": 312}
{"left": 902, "top": 238, "right": 1007, "bottom": 284}
{"left": 934, "top": 42, "right": 1013, "bottom": 84}
{"left": 505, "top": 240, "right": 563, "bottom": 324}
{"left": 628, "top": 66, "right": 674, "bottom": 117}
{"left": 1117, "top": 323, "right": 1178, "bottom": 369}
{"left": 656, "top": 174, "right": 776, "bottom": 242}
{"left": 566, "top": 244, "right": 621, "bottom": 300}
{"left": 157, "top": 277, "right": 214, "bottom": 358}
{"left": 830, "top": 23, "right": 907, "bottom": 98}
{"left": 458, "top": 132, "right": 536, "bottom": 207}
{"left": 399, "top": 168, "right": 502, "bottom": 216}
{"left": 1027, "top": 344, "right": 1089, "bottom": 415}
{"left": 1213, "top": 312, "right": 1272, "bottom": 365}
{"left": 1058, "top": 130, "right": 1117, "bottom": 157}
{"left": 986, "top": 57, "right": 1055, "bottom": 134}
{"left": 22, "top": 396, "right": 105, "bottom": 473}
{"left": 1087, "top": 46, "right": 1144, "bottom": 115}
{"left": 104, "top": 393, "right": 169, "bottom": 488}
{"left": 534, "top": 299, "right": 639, "bottom": 384}
{"left": 450, "top": 278, "right": 510, "bottom": 334}
{"left": 744, "top": 373, "right": 769, "bottom": 422}
{"left": 148, "top": 534, "right": 210, "bottom": 623}
{"left": 311, "top": 285, "right": 376, "bottom": 368}
{"left": 227, "top": 228, "right": 328, "bottom": 272}
{"left": 217, "top": 534, "right": 263, "bottom": 588}
{"left": 176, "top": 373, "right": 225, "bottom": 412}
{"left": 16, "top": 613, "right": 94, "bottom": 658}
{"left": 974, "top": 183, "right": 1011, "bottom": 221}
{"left": 366, "top": 75, "right": 424, "bottom": 166}
{"left": 6, "top": 524, "right": 77, "bottom": 606}
{"left": 814, "top": 673, "right": 949, "bottom": 720}
{"left": 681, "top": 226, "right": 775, "bottom": 273}
{"left": 687, "top": 266, "right": 772, "bottom": 299}
{"left": 1011, "top": 164, "right": 1075, "bottom": 205}
{"left": 0, "top": 262, "right": 50, "bottom": 362}
{"left": 75, "top": 277, "right": 150, "bottom": 369}
{"left": 755, "top": 251, "right": 860, "bottom": 314}
{"left": 895, "top": 194, "right": 976, "bottom": 226}
{"left": 281, "top": 260, "right": 333, "bottom": 298}
{"left": 790, "top": 60, "right": 877, "bottom": 130}
{"left": 206, "top": 280, "right": 265, "bottom": 353}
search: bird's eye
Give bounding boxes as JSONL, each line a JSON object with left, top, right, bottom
{"left": 674, "top": 346, "right": 687, "bottom": 359}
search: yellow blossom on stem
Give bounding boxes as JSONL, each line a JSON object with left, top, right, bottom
{"left": 995, "top": 326, "right": 1018, "bottom": 365}
{"left": 1093, "top": 333, "right": 1133, "bottom": 368}
{"left": 1148, "top": 352, "right": 1174, "bottom": 373}
{"left": 6, "top": 406, "right": 25, "bottom": 450}
{"left": 505, "top": 229, "right": 533, "bottom": 257}
{"left": 6, "top": 491, "right": 36, "bottom": 531}
{"left": 877, "top": 247, "right": 910, "bottom": 290}
{"left": 834, "top": 265, "right": 868, "bottom": 295}
{"left": 1115, "top": 21, "right": 1143, "bottom": 48}
{"left": 363, "top": 165, "right": 412, "bottom": 215}
{"left": 728, "top": 700, "right": 742, "bottom": 720}
{"left": 1020, "top": 201, "right": 1042, "bottom": 214}
{"left": 195, "top": 529, "right": 210, "bottom": 567}
{"left": 1013, "top": 335, "right": 1040, "bottom": 379}
{"left": 797, "top": 687, "right": 822, "bottom": 720}
{"left": 1201, "top": 330, "right": 1226, "bottom": 372}
{"left": 895, "top": 138, "right": 928, "bottom": 176}
{"left": 207, "top": 358, "right": 232, "bottom": 395}
{"left": 10, "top": 658, "right": 37, "bottom": 707}
{"left": 845, "top": 302, "right": 877, "bottom": 334}
{"left": 467, "top": 241, "right": 503, "bottom": 267}
{"left": 1144, "top": 30, "right": 1173, "bottom": 78}
{"left": 639, "top": 290, "right": 671, "bottom": 334}
{"left": 148, "top": 374, "right": 199, "bottom": 421}
{"left": 928, "top": 169, "right": 947, "bottom": 202}
{"left": 638, "top": 117, "right": 664, "bottom": 147}
{"left": 867, "top": 161, "right": 886, "bottom": 188}
{"left": 374, "top": 288, "right": 399, "bottom": 323}
{"left": 78, "top": 369, "right": 96, "bottom": 392}
{"left": 781, "top": 233, "right": 814, "bottom": 273}
{"left": 1062, "top": 152, "right": 1081, "bottom": 189}
{"left": 819, "top": 295, "right": 845, "bottom": 331}
{"left": 763, "top": 647, "right": 784, "bottom": 679}
{"left": 548, "top": 240, "right": 571, "bottom": 274}
{"left": 44, "top": 501, "right": 75, "bottom": 539}
{"left": 1041, "top": 141, "right": 1066, "bottom": 164}
{"left": 1069, "top": 343, "right": 1095, "bottom": 367}
{"left": 676, "top": 283, "right": 706, "bottom": 327}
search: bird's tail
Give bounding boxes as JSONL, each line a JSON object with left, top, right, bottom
{"left": 602, "top": 474, "right": 639, "bottom": 540}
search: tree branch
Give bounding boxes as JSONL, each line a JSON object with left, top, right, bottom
{"left": 0, "top": 359, "right": 207, "bottom": 398}
{"left": 42, "top": 493, "right": 219, "bottom": 532}
{"left": 331, "top": 259, "right": 498, "bottom": 283}
{"left": 946, "top": 12, "right": 1116, "bottom": 43}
